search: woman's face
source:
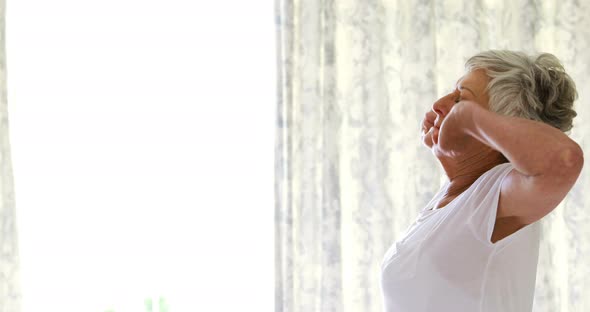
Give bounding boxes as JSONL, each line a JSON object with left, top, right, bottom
{"left": 421, "top": 69, "right": 490, "bottom": 149}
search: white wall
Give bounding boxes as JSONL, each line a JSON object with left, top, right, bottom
{"left": 7, "top": 1, "right": 274, "bottom": 311}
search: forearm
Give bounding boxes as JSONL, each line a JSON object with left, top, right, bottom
{"left": 464, "top": 102, "right": 583, "bottom": 177}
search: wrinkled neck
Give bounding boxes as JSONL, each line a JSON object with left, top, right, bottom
{"left": 427, "top": 147, "right": 508, "bottom": 211}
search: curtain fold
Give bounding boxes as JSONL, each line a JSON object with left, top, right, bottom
{"left": 0, "top": 0, "right": 20, "bottom": 310}
{"left": 275, "top": 0, "right": 590, "bottom": 311}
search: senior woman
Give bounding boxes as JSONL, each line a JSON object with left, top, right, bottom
{"left": 379, "top": 50, "right": 584, "bottom": 312}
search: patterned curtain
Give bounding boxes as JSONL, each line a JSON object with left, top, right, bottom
{"left": 0, "top": 0, "right": 20, "bottom": 310}
{"left": 275, "top": 0, "right": 590, "bottom": 311}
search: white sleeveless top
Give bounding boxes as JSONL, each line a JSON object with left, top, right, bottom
{"left": 379, "top": 162, "right": 541, "bottom": 312}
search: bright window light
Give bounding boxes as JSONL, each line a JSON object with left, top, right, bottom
{"left": 7, "top": 1, "right": 274, "bottom": 311}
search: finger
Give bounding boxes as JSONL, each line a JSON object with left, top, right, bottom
{"left": 421, "top": 124, "right": 435, "bottom": 136}
{"left": 425, "top": 111, "right": 437, "bottom": 123}
{"left": 422, "top": 119, "right": 434, "bottom": 132}
{"left": 425, "top": 110, "right": 437, "bottom": 118}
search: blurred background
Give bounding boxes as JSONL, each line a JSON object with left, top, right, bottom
{"left": 5, "top": 0, "right": 274, "bottom": 311}
{"left": 275, "top": 1, "right": 590, "bottom": 311}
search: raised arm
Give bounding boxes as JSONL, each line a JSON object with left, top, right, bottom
{"left": 464, "top": 101, "right": 583, "bottom": 223}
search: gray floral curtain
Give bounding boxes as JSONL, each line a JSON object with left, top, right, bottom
{"left": 275, "top": 0, "right": 590, "bottom": 311}
{"left": 0, "top": 0, "right": 19, "bottom": 310}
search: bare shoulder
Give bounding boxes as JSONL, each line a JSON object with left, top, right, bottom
{"left": 497, "top": 154, "right": 584, "bottom": 225}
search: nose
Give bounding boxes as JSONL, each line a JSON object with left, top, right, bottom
{"left": 431, "top": 90, "right": 460, "bottom": 120}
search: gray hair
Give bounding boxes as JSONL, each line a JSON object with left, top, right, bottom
{"left": 465, "top": 50, "right": 578, "bottom": 134}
